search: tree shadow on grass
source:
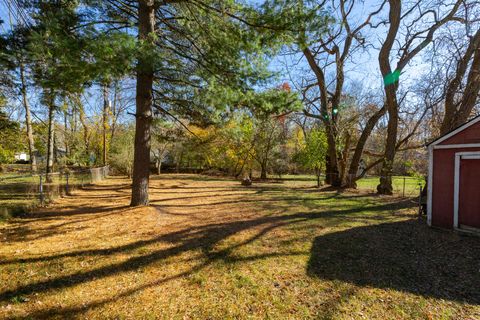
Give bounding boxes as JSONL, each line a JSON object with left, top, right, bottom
{"left": 151, "top": 197, "right": 415, "bottom": 210}
{"left": 2, "top": 206, "right": 131, "bottom": 244}
{"left": 307, "top": 220, "right": 480, "bottom": 305}
{"left": 0, "top": 209, "right": 316, "bottom": 314}
{"left": 153, "top": 174, "right": 235, "bottom": 182}
{"left": 1, "top": 197, "right": 415, "bottom": 265}
{"left": 0, "top": 196, "right": 426, "bottom": 318}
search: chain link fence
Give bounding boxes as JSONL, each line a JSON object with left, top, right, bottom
{"left": 355, "top": 175, "right": 426, "bottom": 197}
{"left": 281, "top": 174, "right": 425, "bottom": 197}
{"left": 0, "top": 166, "right": 109, "bottom": 219}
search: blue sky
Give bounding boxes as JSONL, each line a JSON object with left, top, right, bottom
{"left": 0, "top": 0, "right": 450, "bottom": 122}
{"left": 266, "top": 0, "right": 387, "bottom": 97}
{"left": 0, "top": 2, "right": 11, "bottom": 31}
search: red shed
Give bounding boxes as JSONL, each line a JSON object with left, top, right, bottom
{"left": 428, "top": 115, "right": 480, "bottom": 233}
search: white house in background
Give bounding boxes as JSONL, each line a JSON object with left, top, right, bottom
{"left": 14, "top": 152, "right": 29, "bottom": 162}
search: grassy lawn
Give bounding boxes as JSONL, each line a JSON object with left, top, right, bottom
{"left": 0, "top": 173, "right": 424, "bottom": 222}
{"left": 0, "top": 174, "right": 478, "bottom": 319}
{"left": 281, "top": 174, "right": 424, "bottom": 196}
{"left": 0, "top": 175, "right": 41, "bottom": 220}
{"left": 356, "top": 176, "right": 424, "bottom": 196}
{"left": 0, "top": 172, "right": 98, "bottom": 221}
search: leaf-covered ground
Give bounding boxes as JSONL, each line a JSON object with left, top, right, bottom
{"left": 0, "top": 174, "right": 479, "bottom": 319}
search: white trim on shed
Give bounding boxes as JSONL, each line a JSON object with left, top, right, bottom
{"left": 427, "top": 115, "right": 480, "bottom": 229}
{"left": 427, "top": 145, "right": 433, "bottom": 226}
{"left": 429, "top": 116, "right": 480, "bottom": 147}
{"left": 453, "top": 151, "right": 480, "bottom": 230}
{"left": 433, "top": 143, "right": 480, "bottom": 149}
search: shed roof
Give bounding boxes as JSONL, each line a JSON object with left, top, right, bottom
{"left": 427, "top": 115, "right": 480, "bottom": 147}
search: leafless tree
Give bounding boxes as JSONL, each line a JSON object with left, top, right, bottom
{"left": 438, "top": 20, "right": 480, "bottom": 134}
{"left": 376, "top": 0, "right": 466, "bottom": 194}
{"left": 300, "top": 0, "right": 387, "bottom": 187}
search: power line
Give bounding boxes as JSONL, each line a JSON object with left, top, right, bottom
{"left": 1, "top": 0, "right": 33, "bottom": 29}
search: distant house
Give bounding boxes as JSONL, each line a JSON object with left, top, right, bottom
{"left": 14, "top": 152, "right": 29, "bottom": 162}
{"left": 427, "top": 115, "right": 480, "bottom": 233}
{"left": 14, "top": 148, "right": 68, "bottom": 164}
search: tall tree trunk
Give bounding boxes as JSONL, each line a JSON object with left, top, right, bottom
{"left": 327, "top": 119, "right": 341, "bottom": 187}
{"left": 78, "top": 105, "right": 89, "bottom": 161}
{"left": 316, "top": 168, "right": 321, "bottom": 188}
{"left": 260, "top": 163, "right": 267, "bottom": 180}
{"left": 346, "top": 105, "right": 386, "bottom": 188}
{"left": 338, "top": 132, "right": 351, "bottom": 184}
{"left": 303, "top": 48, "right": 341, "bottom": 187}
{"left": 131, "top": 0, "right": 155, "bottom": 206}
{"left": 19, "top": 63, "right": 37, "bottom": 172}
{"left": 377, "top": 91, "right": 398, "bottom": 195}
{"left": 64, "top": 109, "right": 69, "bottom": 157}
{"left": 102, "top": 83, "right": 109, "bottom": 166}
{"left": 440, "top": 29, "right": 480, "bottom": 135}
{"left": 376, "top": 0, "right": 461, "bottom": 194}
{"left": 110, "top": 81, "right": 119, "bottom": 145}
{"left": 157, "top": 158, "right": 162, "bottom": 175}
{"left": 176, "top": 150, "right": 183, "bottom": 173}
{"left": 72, "top": 103, "right": 76, "bottom": 134}
{"left": 324, "top": 139, "right": 340, "bottom": 186}
{"left": 46, "top": 101, "right": 55, "bottom": 183}
{"left": 303, "top": 109, "right": 341, "bottom": 187}
{"left": 376, "top": 0, "right": 401, "bottom": 195}
{"left": 456, "top": 46, "right": 480, "bottom": 123}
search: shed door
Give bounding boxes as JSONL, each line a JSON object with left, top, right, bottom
{"left": 458, "top": 158, "right": 480, "bottom": 230}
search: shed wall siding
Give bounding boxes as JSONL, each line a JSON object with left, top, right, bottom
{"left": 431, "top": 147, "right": 480, "bottom": 228}
{"left": 439, "top": 122, "right": 480, "bottom": 145}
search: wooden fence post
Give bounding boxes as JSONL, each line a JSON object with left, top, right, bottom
{"left": 39, "top": 174, "right": 44, "bottom": 205}
{"left": 418, "top": 183, "right": 422, "bottom": 217}
{"left": 65, "top": 172, "right": 70, "bottom": 195}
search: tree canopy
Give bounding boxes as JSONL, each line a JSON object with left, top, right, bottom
{"left": 0, "top": 0, "right": 478, "bottom": 200}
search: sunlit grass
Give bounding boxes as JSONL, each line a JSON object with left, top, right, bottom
{"left": 280, "top": 174, "right": 424, "bottom": 196}
{"left": 0, "top": 175, "right": 478, "bottom": 319}
{"left": 356, "top": 176, "right": 425, "bottom": 196}
{"left": 0, "top": 172, "right": 425, "bottom": 220}
{"left": 0, "top": 172, "right": 101, "bottom": 221}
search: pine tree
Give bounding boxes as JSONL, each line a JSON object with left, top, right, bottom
{"left": 86, "top": 0, "right": 283, "bottom": 205}
{"left": 26, "top": 0, "right": 92, "bottom": 180}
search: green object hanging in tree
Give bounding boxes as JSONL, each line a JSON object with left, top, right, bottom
{"left": 383, "top": 69, "right": 400, "bottom": 86}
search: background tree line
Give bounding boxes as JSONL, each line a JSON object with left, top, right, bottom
{"left": 0, "top": 0, "right": 478, "bottom": 204}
